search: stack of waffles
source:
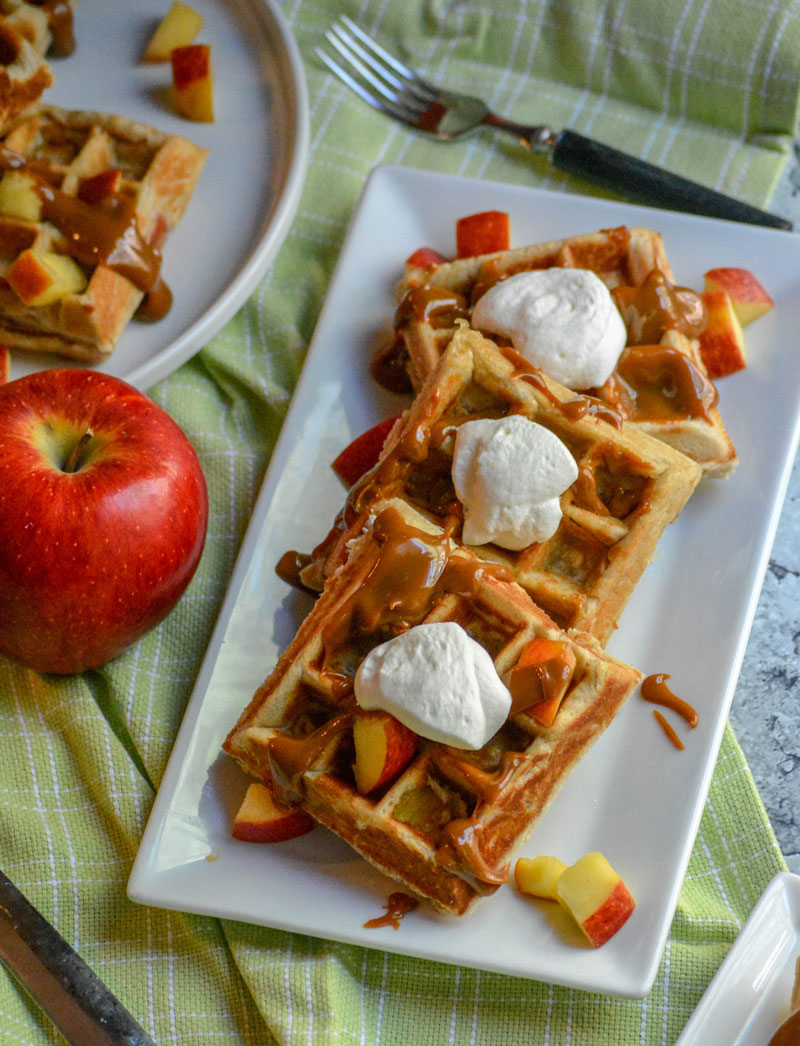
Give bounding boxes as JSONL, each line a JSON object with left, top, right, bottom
{"left": 0, "top": 4, "right": 208, "bottom": 363}
{"left": 224, "top": 222, "right": 719, "bottom": 915}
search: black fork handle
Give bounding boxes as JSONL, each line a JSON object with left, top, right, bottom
{"left": 551, "top": 129, "right": 792, "bottom": 231}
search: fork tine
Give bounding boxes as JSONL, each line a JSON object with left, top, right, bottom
{"left": 323, "top": 28, "right": 419, "bottom": 113}
{"left": 336, "top": 16, "right": 438, "bottom": 100}
{"left": 316, "top": 45, "right": 425, "bottom": 127}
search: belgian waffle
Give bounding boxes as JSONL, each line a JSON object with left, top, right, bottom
{"left": 392, "top": 225, "right": 737, "bottom": 476}
{"left": 0, "top": 104, "right": 207, "bottom": 360}
{"left": 224, "top": 498, "right": 642, "bottom": 916}
{"left": 315, "top": 325, "right": 701, "bottom": 645}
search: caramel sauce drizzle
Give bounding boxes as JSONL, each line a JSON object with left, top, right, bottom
{"left": 0, "top": 145, "right": 168, "bottom": 317}
{"left": 371, "top": 339, "right": 413, "bottom": 394}
{"left": 29, "top": 0, "right": 75, "bottom": 56}
{"left": 641, "top": 673, "right": 698, "bottom": 727}
{"left": 573, "top": 465, "right": 611, "bottom": 516}
{"left": 394, "top": 284, "right": 469, "bottom": 329}
{"left": 275, "top": 550, "right": 314, "bottom": 590}
{"left": 436, "top": 817, "right": 508, "bottom": 888}
{"left": 507, "top": 655, "right": 572, "bottom": 716}
{"left": 373, "top": 285, "right": 469, "bottom": 394}
{"left": 320, "top": 506, "right": 511, "bottom": 660}
{"left": 653, "top": 710, "right": 684, "bottom": 751}
{"left": 431, "top": 750, "right": 525, "bottom": 886}
{"left": 435, "top": 750, "right": 524, "bottom": 804}
{"left": 597, "top": 344, "right": 718, "bottom": 423}
{"left": 561, "top": 393, "right": 623, "bottom": 430}
{"left": 612, "top": 269, "right": 705, "bottom": 344}
{"left": 363, "top": 891, "right": 419, "bottom": 929}
{"left": 267, "top": 712, "right": 353, "bottom": 805}
{"left": 499, "top": 345, "right": 626, "bottom": 429}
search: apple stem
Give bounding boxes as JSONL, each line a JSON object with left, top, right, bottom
{"left": 63, "top": 430, "right": 93, "bottom": 473}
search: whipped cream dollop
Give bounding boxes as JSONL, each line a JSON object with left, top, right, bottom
{"left": 451, "top": 414, "right": 578, "bottom": 550}
{"left": 471, "top": 268, "right": 627, "bottom": 389}
{"left": 354, "top": 621, "right": 511, "bottom": 750}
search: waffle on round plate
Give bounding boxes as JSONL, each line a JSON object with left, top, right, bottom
{"left": 393, "top": 225, "right": 737, "bottom": 476}
{"left": 224, "top": 498, "right": 642, "bottom": 916}
{"left": 0, "top": 104, "right": 207, "bottom": 361}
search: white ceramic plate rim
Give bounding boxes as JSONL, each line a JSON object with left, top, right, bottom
{"left": 677, "top": 872, "right": 800, "bottom": 1044}
{"left": 7, "top": 0, "right": 309, "bottom": 390}
{"left": 129, "top": 165, "right": 800, "bottom": 999}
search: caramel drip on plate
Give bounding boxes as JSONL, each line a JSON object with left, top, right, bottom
{"left": 363, "top": 891, "right": 419, "bottom": 929}
{"left": 275, "top": 550, "right": 314, "bottom": 590}
{"left": 653, "top": 710, "right": 684, "bottom": 750}
{"left": 641, "top": 673, "right": 698, "bottom": 727}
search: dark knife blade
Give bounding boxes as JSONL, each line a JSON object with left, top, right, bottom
{"left": 0, "top": 869, "right": 155, "bottom": 1045}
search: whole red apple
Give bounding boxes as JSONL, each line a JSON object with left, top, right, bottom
{"left": 0, "top": 369, "right": 208, "bottom": 674}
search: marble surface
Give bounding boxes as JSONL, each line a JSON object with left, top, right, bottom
{"left": 727, "top": 164, "right": 800, "bottom": 875}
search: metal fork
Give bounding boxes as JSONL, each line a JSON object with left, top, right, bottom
{"left": 317, "top": 16, "right": 791, "bottom": 231}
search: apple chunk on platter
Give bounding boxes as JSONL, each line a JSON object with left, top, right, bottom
{"left": 127, "top": 167, "right": 800, "bottom": 1000}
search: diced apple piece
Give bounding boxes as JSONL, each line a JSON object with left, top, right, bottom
{"left": 699, "top": 289, "right": 748, "bottom": 379}
{"left": 704, "top": 267, "right": 773, "bottom": 327}
{"left": 515, "top": 855, "right": 567, "bottom": 900}
{"left": 231, "top": 781, "right": 315, "bottom": 842}
{"left": 507, "top": 637, "right": 577, "bottom": 726}
{"left": 353, "top": 709, "right": 418, "bottom": 794}
{"left": 455, "top": 210, "right": 510, "bottom": 258}
{"left": 331, "top": 416, "right": 399, "bottom": 488}
{"left": 0, "top": 171, "right": 41, "bottom": 222}
{"left": 405, "top": 246, "right": 449, "bottom": 269}
{"left": 171, "top": 43, "right": 214, "bottom": 122}
{"left": 78, "top": 168, "right": 122, "bottom": 204}
{"left": 7, "top": 249, "right": 87, "bottom": 306}
{"left": 142, "top": 1, "right": 203, "bottom": 62}
{"left": 556, "top": 851, "right": 636, "bottom": 947}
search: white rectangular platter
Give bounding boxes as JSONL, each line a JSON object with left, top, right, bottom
{"left": 128, "top": 165, "right": 800, "bottom": 998}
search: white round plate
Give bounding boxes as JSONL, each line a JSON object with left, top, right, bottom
{"left": 6, "top": 0, "right": 309, "bottom": 389}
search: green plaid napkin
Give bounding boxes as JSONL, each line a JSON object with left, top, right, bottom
{"left": 1, "top": 1, "right": 795, "bottom": 1042}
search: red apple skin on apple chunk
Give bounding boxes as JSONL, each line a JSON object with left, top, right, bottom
{"left": 232, "top": 782, "right": 315, "bottom": 843}
{"left": 0, "top": 369, "right": 208, "bottom": 674}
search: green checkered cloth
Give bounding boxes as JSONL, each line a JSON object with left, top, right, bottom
{"left": 1, "top": 1, "right": 796, "bottom": 1042}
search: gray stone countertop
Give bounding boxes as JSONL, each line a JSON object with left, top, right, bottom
{"left": 727, "top": 164, "right": 800, "bottom": 875}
